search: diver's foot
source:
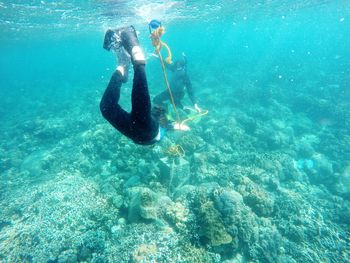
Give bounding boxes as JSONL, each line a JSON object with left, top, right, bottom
{"left": 119, "top": 26, "right": 146, "bottom": 65}
{"left": 116, "top": 47, "right": 131, "bottom": 83}
{"left": 103, "top": 29, "right": 122, "bottom": 51}
{"left": 103, "top": 26, "right": 145, "bottom": 65}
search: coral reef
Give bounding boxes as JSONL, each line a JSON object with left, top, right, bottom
{"left": 1, "top": 19, "right": 349, "bottom": 262}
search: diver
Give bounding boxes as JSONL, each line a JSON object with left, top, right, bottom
{"left": 100, "top": 26, "right": 189, "bottom": 145}
{"left": 153, "top": 54, "right": 202, "bottom": 113}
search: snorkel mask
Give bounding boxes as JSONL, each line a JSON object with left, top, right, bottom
{"left": 175, "top": 57, "right": 187, "bottom": 72}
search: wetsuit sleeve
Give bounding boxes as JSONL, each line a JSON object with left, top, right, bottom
{"left": 184, "top": 74, "right": 197, "bottom": 105}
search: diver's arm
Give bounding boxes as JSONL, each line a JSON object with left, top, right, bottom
{"left": 185, "top": 76, "right": 202, "bottom": 112}
{"left": 184, "top": 75, "right": 196, "bottom": 105}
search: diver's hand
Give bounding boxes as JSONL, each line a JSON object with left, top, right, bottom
{"left": 173, "top": 122, "right": 191, "bottom": 131}
{"left": 194, "top": 103, "right": 202, "bottom": 113}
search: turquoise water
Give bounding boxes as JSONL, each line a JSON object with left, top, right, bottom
{"left": 1, "top": 1, "right": 350, "bottom": 262}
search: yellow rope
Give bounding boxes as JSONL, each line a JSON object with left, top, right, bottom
{"left": 156, "top": 50, "right": 181, "bottom": 123}
{"left": 150, "top": 25, "right": 209, "bottom": 127}
{"left": 150, "top": 27, "right": 172, "bottom": 63}
{"left": 150, "top": 26, "right": 180, "bottom": 123}
{"left": 165, "top": 144, "right": 185, "bottom": 157}
{"left": 181, "top": 109, "right": 209, "bottom": 126}
{"left": 160, "top": 41, "right": 172, "bottom": 64}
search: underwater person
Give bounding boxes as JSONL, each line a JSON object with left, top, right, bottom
{"left": 100, "top": 26, "right": 190, "bottom": 145}
{"left": 153, "top": 53, "right": 202, "bottom": 113}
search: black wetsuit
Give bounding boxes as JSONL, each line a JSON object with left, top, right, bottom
{"left": 100, "top": 64, "right": 159, "bottom": 145}
{"left": 153, "top": 62, "right": 196, "bottom": 109}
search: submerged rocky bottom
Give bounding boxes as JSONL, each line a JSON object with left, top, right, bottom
{"left": 0, "top": 78, "right": 349, "bottom": 262}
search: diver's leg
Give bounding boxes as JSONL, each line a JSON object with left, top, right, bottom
{"left": 118, "top": 26, "right": 158, "bottom": 139}
{"left": 130, "top": 64, "right": 158, "bottom": 135}
{"left": 100, "top": 70, "right": 132, "bottom": 136}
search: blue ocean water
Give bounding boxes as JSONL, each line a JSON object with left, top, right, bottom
{"left": 1, "top": 1, "right": 350, "bottom": 262}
